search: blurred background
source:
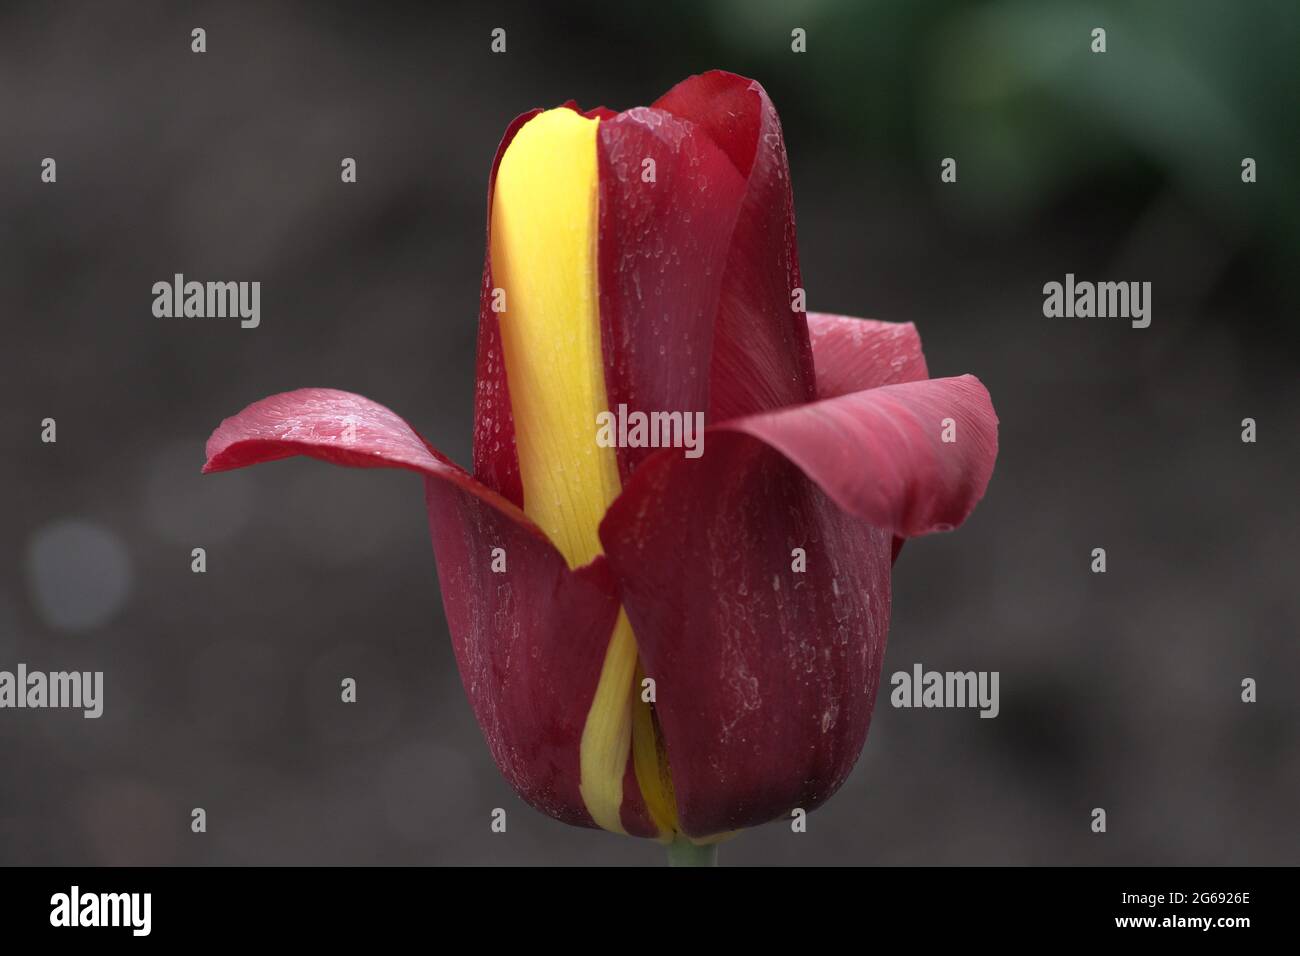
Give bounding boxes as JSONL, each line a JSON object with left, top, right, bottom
{"left": 1, "top": 0, "right": 1296, "bottom": 865}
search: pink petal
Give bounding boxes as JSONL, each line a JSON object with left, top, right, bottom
{"left": 806, "top": 312, "right": 929, "bottom": 398}
{"left": 805, "top": 312, "right": 932, "bottom": 565}
{"left": 720, "top": 375, "right": 999, "bottom": 538}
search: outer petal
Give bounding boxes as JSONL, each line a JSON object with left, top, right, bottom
{"left": 422, "top": 474, "right": 628, "bottom": 830}
{"left": 599, "top": 431, "right": 892, "bottom": 837}
{"left": 805, "top": 312, "right": 932, "bottom": 564}
{"left": 655, "top": 71, "right": 817, "bottom": 421}
{"left": 720, "top": 375, "right": 998, "bottom": 538}
{"left": 204, "top": 388, "right": 630, "bottom": 830}
{"left": 599, "top": 375, "right": 998, "bottom": 836}
{"left": 595, "top": 106, "right": 747, "bottom": 478}
{"left": 806, "top": 313, "right": 929, "bottom": 398}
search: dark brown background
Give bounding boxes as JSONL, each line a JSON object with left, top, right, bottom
{"left": 2, "top": 0, "right": 1296, "bottom": 865}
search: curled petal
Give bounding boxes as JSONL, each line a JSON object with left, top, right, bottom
{"left": 720, "top": 375, "right": 999, "bottom": 538}
{"left": 204, "top": 388, "right": 636, "bottom": 830}
{"left": 206, "top": 387, "right": 479, "bottom": 486}
{"left": 805, "top": 312, "right": 932, "bottom": 564}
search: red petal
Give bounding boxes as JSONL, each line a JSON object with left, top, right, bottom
{"left": 560, "top": 99, "right": 618, "bottom": 121}
{"left": 422, "top": 475, "right": 630, "bottom": 831}
{"left": 721, "top": 375, "right": 999, "bottom": 538}
{"left": 599, "top": 375, "right": 997, "bottom": 836}
{"left": 599, "top": 432, "right": 892, "bottom": 837}
{"left": 596, "top": 106, "right": 747, "bottom": 478}
{"left": 204, "top": 388, "right": 624, "bottom": 830}
{"left": 472, "top": 109, "right": 539, "bottom": 509}
{"left": 806, "top": 312, "right": 932, "bottom": 565}
{"left": 654, "top": 71, "right": 817, "bottom": 421}
{"left": 806, "top": 312, "right": 929, "bottom": 397}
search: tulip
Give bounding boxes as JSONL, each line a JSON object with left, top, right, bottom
{"left": 203, "top": 70, "right": 998, "bottom": 863}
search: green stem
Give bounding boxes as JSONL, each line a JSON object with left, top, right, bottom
{"left": 666, "top": 835, "right": 718, "bottom": 867}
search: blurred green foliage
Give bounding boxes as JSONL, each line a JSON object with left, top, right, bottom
{"left": 585, "top": 0, "right": 1298, "bottom": 267}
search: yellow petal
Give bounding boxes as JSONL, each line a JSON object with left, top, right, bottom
{"left": 491, "top": 108, "right": 618, "bottom": 569}
{"left": 491, "top": 108, "right": 677, "bottom": 838}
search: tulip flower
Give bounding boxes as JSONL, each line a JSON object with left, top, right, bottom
{"left": 203, "top": 70, "right": 998, "bottom": 864}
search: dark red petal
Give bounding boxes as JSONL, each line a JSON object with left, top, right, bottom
{"left": 806, "top": 312, "right": 929, "bottom": 398}
{"left": 599, "top": 374, "right": 997, "bottom": 836}
{"left": 472, "top": 109, "right": 539, "bottom": 509}
{"left": 599, "top": 431, "right": 892, "bottom": 837}
{"left": 596, "top": 106, "right": 747, "bottom": 478}
{"left": 204, "top": 388, "right": 623, "bottom": 830}
{"left": 720, "top": 375, "right": 999, "bottom": 539}
{"left": 654, "top": 71, "right": 817, "bottom": 421}
{"left": 422, "top": 475, "right": 630, "bottom": 831}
